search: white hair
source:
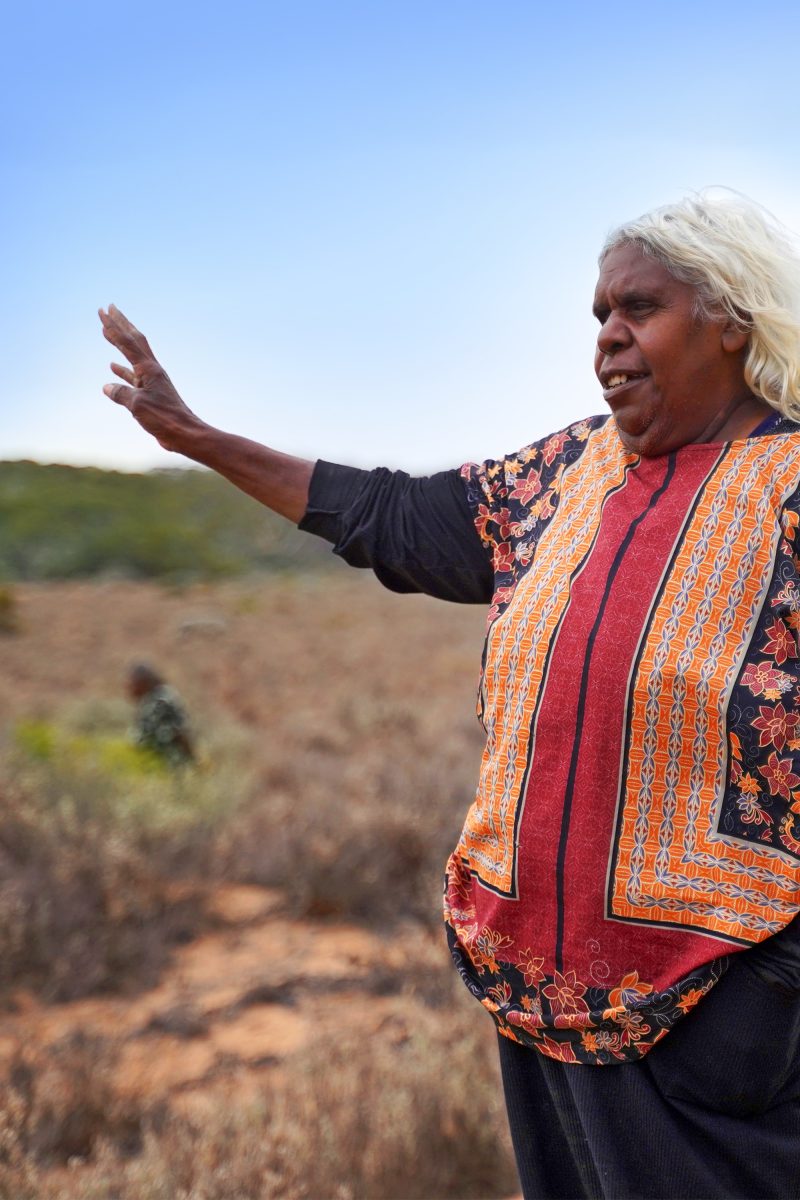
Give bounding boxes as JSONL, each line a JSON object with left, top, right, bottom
{"left": 600, "top": 190, "right": 800, "bottom": 420}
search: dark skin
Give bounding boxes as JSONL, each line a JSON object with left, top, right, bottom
{"left": 100, "top": 252, "right": 773, "bottom": 506}
{"left": 99, "top": 305, "right": 314, "bottom": 523}
{"left": 593, "top": 244, "right": 772, "bottom": 456}
{"left": 127, "top": 675, "right": 153, "bottom": 701}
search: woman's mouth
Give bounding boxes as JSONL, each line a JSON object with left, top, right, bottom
{"left": 602, "top": 372, "right": 648, "bottom": 399}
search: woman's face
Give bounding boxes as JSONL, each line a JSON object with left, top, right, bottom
{"left": 593, "top": 243, "right": 757, "bottom": 456}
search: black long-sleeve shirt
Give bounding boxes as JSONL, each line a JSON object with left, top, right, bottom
{"left": 299, "top": 460, "right": 493, "bottom": 604}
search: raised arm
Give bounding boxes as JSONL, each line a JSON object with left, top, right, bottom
{"left": 99, "top": 305, "right": 313, "bottom": 523}
{"left": 100, "top": 304, "right": 494, "bottom": 603}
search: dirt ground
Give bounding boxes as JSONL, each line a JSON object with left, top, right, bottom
{"left": 0, "top": 880, "right": 455, "bottom": 1116}
{"left": 0, "top": 576, "right": 520, "bottom": 1197}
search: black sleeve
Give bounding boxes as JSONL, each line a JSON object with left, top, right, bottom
{"left": 297, "top": 460, "right": 494, "bottom": 604}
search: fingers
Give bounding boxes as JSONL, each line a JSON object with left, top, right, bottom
{"left": 111, "top": 362, "right": 136, "bottom": 385}
{"left": 98, "top": 304, "right": 156, "bottom": 365}
{"left": 99, "top": 307, "right": 136, "bottom": 361}
{"left": 103, "top": 382, "right": 136, "bottom": 408}
{"left": 109, "top": 302, "right": 151, "bottom": 346}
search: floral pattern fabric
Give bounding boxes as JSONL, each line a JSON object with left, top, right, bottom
{"left": 448, "top": 414, "right": 800, "bottom": 1064}
{"left": 445, "top": 859, "right": 727, "bottom": 1065}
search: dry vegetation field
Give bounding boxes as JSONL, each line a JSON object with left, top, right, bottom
{"left": 0, "top": 575, "right": 518, "bottom": 1199}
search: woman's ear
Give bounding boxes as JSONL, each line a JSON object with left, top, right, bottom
{"left": 721, "top": 321, "right": 750, "bottom": 354}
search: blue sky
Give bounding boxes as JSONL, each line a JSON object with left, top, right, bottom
{"left": 4, "top": 0, "right": 800, "bottom": 473}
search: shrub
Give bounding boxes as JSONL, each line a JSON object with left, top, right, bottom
{"left": 2, "top": 1009, "right": 515, "bottom": 1200}
{"left": 0, "top": 707, "right": 255, "bottom": 1001}
{"left": 0, "top": 1034, "right": 155, "bottom": 1167}
{"left": 223, "top": 680, "right": 484, "bottom": 928}
{"left": 0, "top": 461, "right": 337, "bottom": 581}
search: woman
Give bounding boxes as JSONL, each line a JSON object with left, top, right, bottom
{"left": 101, "top": 192, "right": 800, "bottom": 1199}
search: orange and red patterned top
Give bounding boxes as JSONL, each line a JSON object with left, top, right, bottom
{"left": 449, "top": 413, "right": 800, "bottom": 1063}
{"left": 300, "top": 413, "right": 800, "bottom": 1064}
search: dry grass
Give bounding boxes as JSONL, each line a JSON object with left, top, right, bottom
{"left": 0, "top": 711, "right": 252, "bottom": 1000}
{"left": 0, "top": 576, "right": 517, "bottom": 1197}
{"left": 229, "top": 706, "right": 479, "bottom": 924}
{"left": 0, "top": 771, "right": 203, "bottom": 1001}
{"left": 0, "top": 1033, "right": 156, "bottom": 1168}
{"left": 0, "top": 577, "right": 487, "bottom": 1000}
{"left": 0, "top": 1009, "right": 514, "bottom": 1200}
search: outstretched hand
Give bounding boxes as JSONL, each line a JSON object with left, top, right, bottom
{"left": 99, "top": 305, "right": 202, "bottom": 452}
{"left": 100, "top": 303, "right": 314, "bottom": 521}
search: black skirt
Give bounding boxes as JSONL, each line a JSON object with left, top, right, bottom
{"left": 498, "top": 950, "right": 800, "bottom": 1200}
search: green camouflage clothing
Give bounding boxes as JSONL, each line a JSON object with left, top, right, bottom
{"left": 133, "top": 684, "right": 193, "bottom": 766}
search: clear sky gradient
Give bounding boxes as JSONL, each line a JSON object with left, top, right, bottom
{"left": 4, "top": 0, "right": 800, "bottom": 473}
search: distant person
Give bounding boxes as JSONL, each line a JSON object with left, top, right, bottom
{"left": 126, "top": 663, "right": 194, "bottom": 766}
{"left": 102, "top": 191, "right": 800, "bottom": 1199}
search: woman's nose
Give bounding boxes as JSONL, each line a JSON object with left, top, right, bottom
{"left": 596, "top": 313, "right": 631, "bottom": 357}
